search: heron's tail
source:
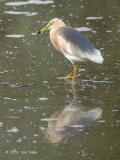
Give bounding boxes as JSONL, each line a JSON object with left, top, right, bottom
{"left": 87, "top": 49, "right": 104, "bottom": 64}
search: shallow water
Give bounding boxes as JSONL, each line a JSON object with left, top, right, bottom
{"left": 0, "top": 0, "right": 120, "bottom": 159}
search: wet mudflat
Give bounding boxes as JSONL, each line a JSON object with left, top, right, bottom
{"left": 0, "top": 0, "right": 120, "bottom": 159}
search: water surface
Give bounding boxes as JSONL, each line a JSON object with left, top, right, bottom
{"left": 0, "top": 0, "right": 120, "bottom": 159}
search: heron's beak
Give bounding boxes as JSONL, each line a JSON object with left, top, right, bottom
{"left": 37, "top": 24, "right": 49, "bottom": 34}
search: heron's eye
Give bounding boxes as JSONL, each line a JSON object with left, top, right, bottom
{"left": 48, "top": 21, "right": 52, "bottom": 27}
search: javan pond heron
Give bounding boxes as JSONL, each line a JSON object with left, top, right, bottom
{"left": 38, "top": 18, "right": 104, "bottom": 80}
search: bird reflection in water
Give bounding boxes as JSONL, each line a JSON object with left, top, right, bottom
{"left": 46, "top": 82, "right": 102, "bottom": 143}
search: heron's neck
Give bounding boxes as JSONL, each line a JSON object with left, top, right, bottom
{"left": 49, "top": 22, "right": 65, "bottom": 51}
{"left": 50, "top": 25, "right": 65, "bottom": 52}
{"left": 50, "top": 23, "right": 65, "bottom": 41}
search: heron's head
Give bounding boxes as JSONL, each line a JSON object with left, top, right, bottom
{"left": 37, "top": 18, "right": 65, "bottom": 34}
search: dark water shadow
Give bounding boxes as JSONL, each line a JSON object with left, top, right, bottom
{"left": 76, "top": 78, "right": 112, "bottom": 86}
{"left": 57, "top": 76, "right": 112, "bottom": 86}
{"left": 44, "top": 81, "right": 102, "bottom": 143}
{"left": 0, "top": 81, "right": 35, "bottom": 88}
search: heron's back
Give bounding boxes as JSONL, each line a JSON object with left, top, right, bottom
{"left": 56, "top": 26, "right": 104, "bottom": 64}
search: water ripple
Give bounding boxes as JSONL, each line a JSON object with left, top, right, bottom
{"left": 5, "top": 34, "right": 25, "bottom": 38}
{"left": 6, "top": 127, "right": 19, "bottom": 133}
{"left": 86, "top": 16, "right": 103, "bottom": 20}
{"left": 4, "top": 11, "right": 38, "bottom": 16}
{"left": 6, "top": 0, "right": 54, "bottom": 6}
{"left": 75, "top": 27, "right": 92, "bottom": 32}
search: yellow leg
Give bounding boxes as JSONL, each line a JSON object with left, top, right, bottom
{"left": 65, "top": 63, "right": 79, "bottom": 80}
{"left": 65, "top": 69, "right": 74, "bottom": 79}
{"left": 72, "top": 63, "right": 79, "bottom": 80}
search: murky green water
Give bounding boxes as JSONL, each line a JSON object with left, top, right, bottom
{"left": 0, "top": 0, "right": 120, "bottom": 159}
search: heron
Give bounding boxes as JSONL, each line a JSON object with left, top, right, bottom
{"left": 38, "top": 18, "right": 104, "bottom": 80}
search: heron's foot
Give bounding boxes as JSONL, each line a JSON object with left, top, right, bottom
{"left": 64, "top": 74, "right": 77, "bottom": 80}
{"left": 64, "top": 63, "right": 79, "bottom": 81}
